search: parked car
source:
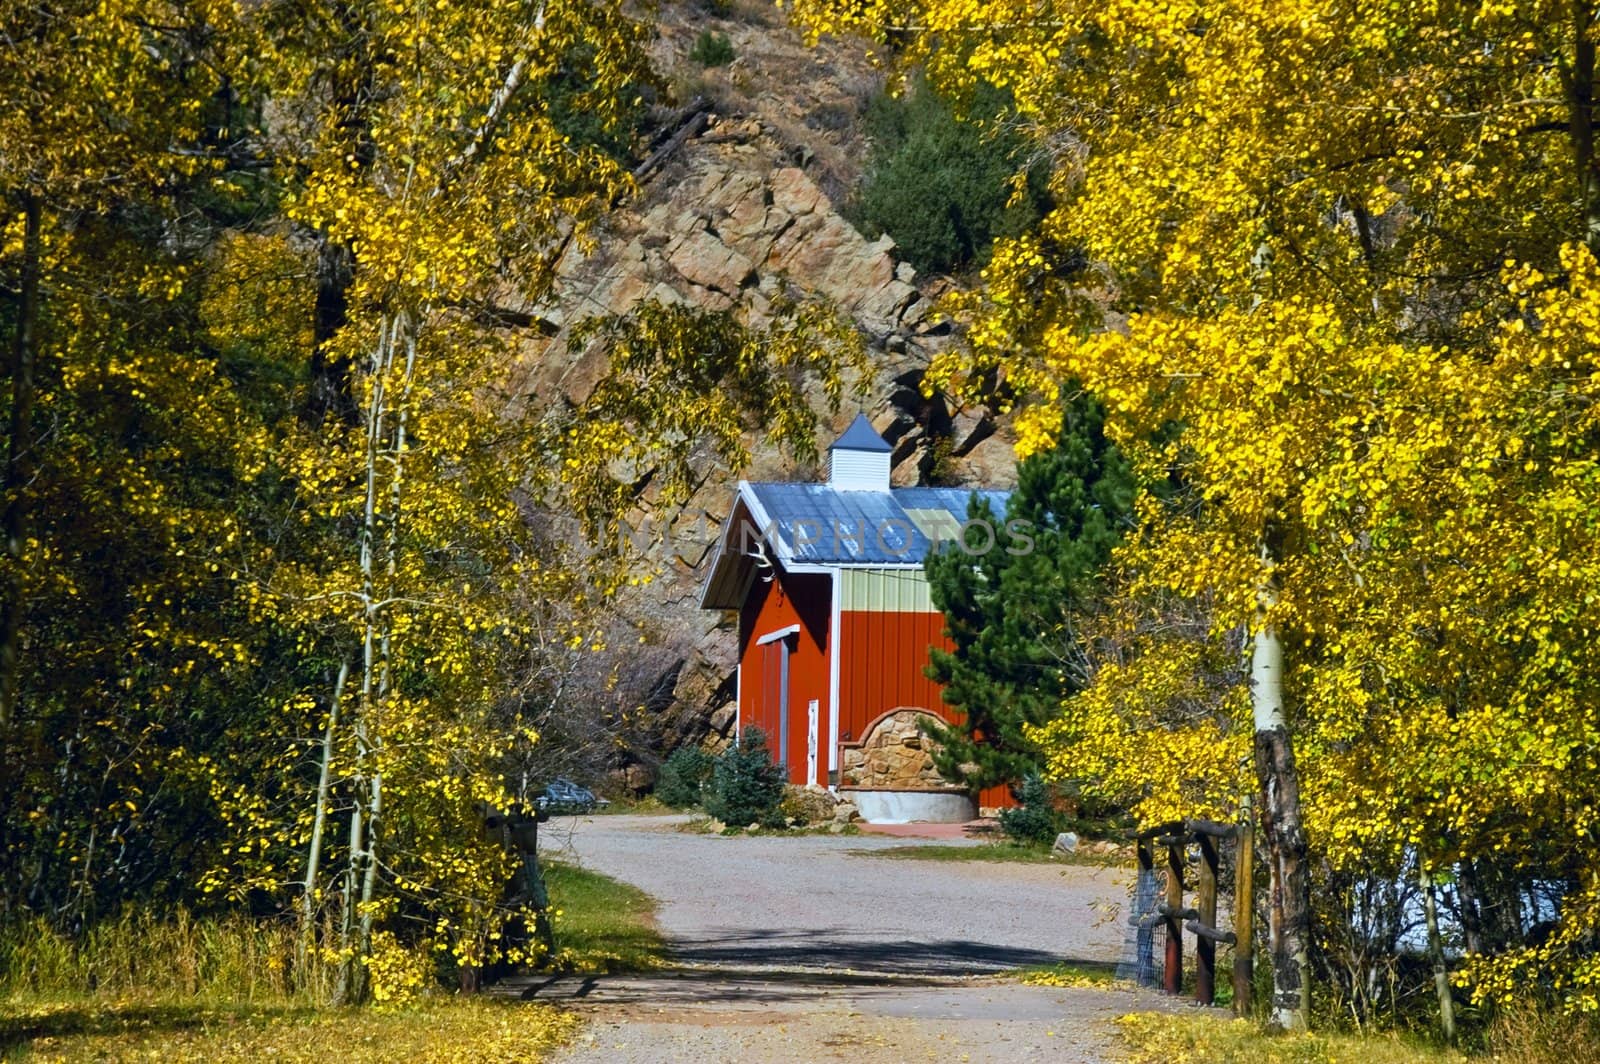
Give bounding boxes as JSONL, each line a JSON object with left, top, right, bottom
{"left": 534, "top": 777, "right": 608, "bottom": 816}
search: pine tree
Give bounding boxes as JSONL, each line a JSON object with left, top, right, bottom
{"left": 922, "top": 395, "right": 1133, "bottom": 794}
{"left": 704, "top": 727, "right": 785, "bottom": 829}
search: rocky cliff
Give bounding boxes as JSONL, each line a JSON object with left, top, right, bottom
{"left": 516, "top": 2, "right": 1020, "bottom": 789}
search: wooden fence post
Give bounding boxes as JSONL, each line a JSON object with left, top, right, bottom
{"left": 1196, "top": 832, "right": 1218, "bottom": 1006}
{"left": 1233, "top": 796, "right": 1256, "bottom": 1018}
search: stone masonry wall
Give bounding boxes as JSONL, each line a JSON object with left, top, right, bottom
{"left": 840, "top": 708, "right": 953, "bottom": 790}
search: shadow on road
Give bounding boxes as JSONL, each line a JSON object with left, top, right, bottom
{"left": 668, "top": 927, "right": 1066, "bottom": 974}
{"left": 499, "top": 927, "right": 1122, "bottom": 1009}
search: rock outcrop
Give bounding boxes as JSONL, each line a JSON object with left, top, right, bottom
{"left": 511, "top": 6, "right": 1021, "bottom": 787}
{"left": 515, "top": 139, "right": 948, "bottom": 406}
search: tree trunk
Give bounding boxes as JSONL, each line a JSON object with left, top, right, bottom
{"left": 300, "top": 660, "right": 348, "bottom": 976}
{"left": 306, "top": 236, "right": 359, "bottom": 426}
{"left": 355, "top": 314, "right": 414, "bottom": 973}
{"left": 1565, "top": 0, "right": 1600, "bottom": 258}
{"left": 1457, "top": 856, "right": 1526, "bottom": 954}
{"left": 1421, "top": 865, "right": 1456, "bottom": 1044}
{"left": 303, "top": 0, "right": 374, "bottom": 428}
{"left": 1232, "top": 793, "right": 1256, "bottom": 1017}
{"left": 1251, "top": 538, "right": 1312, "bottom": 1031}
{"left": 1, "top": 193, "right": 41, "bottom": 732}
{"left": 334, "top": 773, "right": 365, "bottom": 1004}
{"left": 335, "top": 315, "right": 396, "bottom": 1005}
{"left": 355, "top": 764, "right": 381, "bottom": 965}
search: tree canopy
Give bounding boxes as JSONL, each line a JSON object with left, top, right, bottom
{"left": 792, "top": 0, "right": 1600, "bottom": 1026}
{"left": 1, "top": 0, "right": 861, "bottom": 1002}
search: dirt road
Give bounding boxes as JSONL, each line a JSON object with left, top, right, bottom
{"left": 509, "top": 814, "right": 1172, "bottom": 1062}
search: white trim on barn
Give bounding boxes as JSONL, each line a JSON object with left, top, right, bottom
{"left": 807, "top": 698, "right": 819, "bottom": 786}
{"left": 755, "top": 624, "right": 800, "bottom": 646}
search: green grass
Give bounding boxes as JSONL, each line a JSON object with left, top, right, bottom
{"left": 544, "top": 860, "right": 666, "bottom": 974}
{"left": 849, "top": 841, "right": 1117, "bottom": 865}
{"left": 0, "top": 910, "right": 313, "bottom": 1003}
{"left": 0, "top": 863, "right": 665, "bottom": 1060}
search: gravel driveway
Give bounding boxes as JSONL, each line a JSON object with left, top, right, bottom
{"left": 508, "top": 814, "right": 1172, "bottom": 1062}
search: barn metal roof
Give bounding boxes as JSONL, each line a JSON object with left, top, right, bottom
{"left": 698, "top": 480, "right": 1011, "bottom": 609}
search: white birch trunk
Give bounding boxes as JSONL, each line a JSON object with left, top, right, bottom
{"left": 300, "top": 660, "right": 348, "bottom": 976}
{"left": 1252, "top": 536, "right": 1312, "bottom": 1031}
{"left": 335, "top": 314, "right": 397, "bottom": 1003}
{"left": 334, "top": 778, "right": 364, "bottom": 1004}
{"left": 1422, "top": 866, "right": 1456, "bottom": 1043}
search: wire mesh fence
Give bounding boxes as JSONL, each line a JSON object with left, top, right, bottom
{"left": 1117, "top": 861, "right": 1165, "bottom": 988}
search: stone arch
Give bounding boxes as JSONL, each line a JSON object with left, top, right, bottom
{"left": 838, "top": 707, "right": 947, "bottom": 789}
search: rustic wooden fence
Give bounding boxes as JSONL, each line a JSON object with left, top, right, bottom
{"left": 1131, "top": 800, "right": 1255, "bottom": 1016}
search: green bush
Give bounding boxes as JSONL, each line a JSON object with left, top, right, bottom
{"left": 998, "top": 774, "right": 1064, "bottom": 846}
{"left": 542, "top": 42, "right": 651, "bottom": 164}
{"left": 704, "top": 727, "right": 785, "bottom": 828}
{"left": 655, "top": 746, "right": 716, "bottom": 809}
{"left": 690, "top": 31, "right": 735, "bottom": 68}
{"left": 852, "top": 77, "right": 1053, "bottom": 276}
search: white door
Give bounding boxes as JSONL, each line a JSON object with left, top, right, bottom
{"left": 807, "top": 699, "right": 819, "bottom": 785}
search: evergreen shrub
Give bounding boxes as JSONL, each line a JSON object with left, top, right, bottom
{"left": 704, "top": 727, "right": 785, "bottom": 828}
{"left": 998, "top": 775, "right": 1065, "bottom": 846}
{"left": 690, "top": 31, "right": 735, "bottom": 68}
{"left": 852, "top": 78, "right": 1052, "bottom": 275}
{"left": 655, "top": 746, "right": 715, "bottom": 809}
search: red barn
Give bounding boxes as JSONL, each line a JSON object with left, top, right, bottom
{"left": 699, "top": 415, "right": 1016, "bottom": 822}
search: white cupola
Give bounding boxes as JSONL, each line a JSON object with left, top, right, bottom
{"left": 828, "top": 413, "right": 893, "bottom": 491}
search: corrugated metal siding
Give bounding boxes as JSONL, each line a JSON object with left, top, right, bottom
{"left": 836, "top": 607, "right": 1019, "bottom": 809}
{"left": 837, "top": 610, "right": 950, "bottom": 746}
{"left": 738, "top": 569, "right": 832, "bottom": 787}
{"left": 840, "top": 568, "right": 937, "bottom": 613}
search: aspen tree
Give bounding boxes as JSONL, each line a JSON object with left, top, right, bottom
{"left": 791, "top": 0, "right": 1600, "bottom": 1021}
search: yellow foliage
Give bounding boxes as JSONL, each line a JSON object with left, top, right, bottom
{"left": 9, "top": 997, "right": 579, "bottom": 1063}
{"left": 1116, "top": 1013, "right": 1465, "bottom": 1064}
{"left": 790, "top": 0, "right": 1600, "bottom": 1011}
{"left": 363, "top": 931, "right": 434, "bottom": 1007}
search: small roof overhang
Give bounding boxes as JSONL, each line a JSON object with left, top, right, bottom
{"left": 699, "top": 487, "right": 769, "bottom": 611}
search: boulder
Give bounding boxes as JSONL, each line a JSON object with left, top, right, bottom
{"left": 668, "top": 228, "right": 757, "bottom": 295}
{"left": 707, "top": 702, "right": 737, "bottom": 736}
{"left": 780, "top": 783, "right": 838, "bottom": 826}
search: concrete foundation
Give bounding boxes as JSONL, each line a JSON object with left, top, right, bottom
{"left": 845, "top": 788, "right": 976, "bottom": 824}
